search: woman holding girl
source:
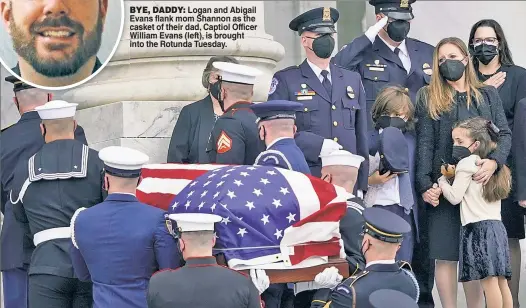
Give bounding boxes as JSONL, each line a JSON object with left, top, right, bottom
{"left": 469, "top": 19, "right": 526, "bottom": 305}
{"left": 415, "top": 37, "right": 511, "bottom": 308}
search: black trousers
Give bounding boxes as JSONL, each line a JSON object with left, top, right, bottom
{"left": 28, "top": 274, "right": 93, "bottom": 308}
{"left": 261, "top": 283, "right": 294, "bottom": 308}
{"left": 412, "top": 198, "right": 436, "bottom": 308}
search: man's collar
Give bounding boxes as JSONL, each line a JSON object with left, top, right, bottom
{"left": 366, "top": 259, "right": 396, "bottom": 268}
{"left": 184, "top": 256, "right": 217, "bottom": 266}
{"left": 378, "top": 36, "right": 408, "bottom": 57}
{"left": 306, "top": 58, "right": 330, "bottom": 78}
{"left": 266, "top": 137, "right": 293, "bottom": 149}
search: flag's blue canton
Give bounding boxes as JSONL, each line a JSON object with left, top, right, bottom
{"left": 169, "top": 165, "right": 300, "bottom": 262}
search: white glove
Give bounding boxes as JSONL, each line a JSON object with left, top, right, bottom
{"left": 320, "top": 139, "right": 343, "bottom": 157}
{"left": 313, "top": 266, "right": 343, "bottom": 289}
{"left": 250, "top": 269, "right": 270, "bottom": 294}
{"left": 365, "top": 16, "right": 389, "bottom": 43}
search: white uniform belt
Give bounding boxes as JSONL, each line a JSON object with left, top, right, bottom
{"left": 33, "top": 227, "right": 71, "bottom": 246}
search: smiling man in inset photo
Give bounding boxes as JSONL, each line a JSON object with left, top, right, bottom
{"left": 0, "top": 0, "right": 108, "bottom": 88}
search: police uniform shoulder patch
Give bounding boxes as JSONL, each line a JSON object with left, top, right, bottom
{"left": 217, "top": 130, "right": 232, "bottom": 154}
{"left": 268, "top": 77, "right": 278, "bottom": 95}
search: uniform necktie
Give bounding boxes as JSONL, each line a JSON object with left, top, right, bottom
{"left": 321, "top": 70, "right": 332, "bottom": 99}
{"left": 398, "top": 172, "right": 414, "bottom": 214}
{"left": 394, "top": 47, "right": 400, "bottom": 55}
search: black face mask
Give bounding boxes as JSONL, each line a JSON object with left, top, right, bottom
{"left": 472, "top": 44, "right": 498, "bottom": 66}
{"left": 386, "top": 20, "right": 410, "bottom": 42}
{"left": 439, "top": 59, "right": 466, "bottom": 82}
{"left": 450, "top": 142, "right": 475, "bottom": 164}
{"left": 376, "top": 116, "right": 407, "bottom": 132}
{"left": 309, "top": 34, "right": 335, "bottom": 59}
{"left": 258, "top": 125, "right": 267, "bottom": 148}
{"left": 209, "top": 81, "right": 221, "bottom": 101}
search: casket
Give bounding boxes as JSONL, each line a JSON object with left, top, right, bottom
{"left": 137, "top": 163, "right": 352, "bottom": 283}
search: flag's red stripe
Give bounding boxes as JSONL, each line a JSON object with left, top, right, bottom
{"left": 309, "top": 175, "right": 338, "bottom": 209}
{"left": 292, "top": 202, "right": 347, "bottom": 227}
{"left": 136, "top": 190, "right": 176, "bottom": 211}
{"left": 141, "top": 168, "right": 209, "bottom": 180}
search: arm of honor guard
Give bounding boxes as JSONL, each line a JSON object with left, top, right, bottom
{"left": 214, "top": 119, "right": 246, "bottom": 165}
{"left": 267, "top": 73, "right": 290, "bottom": 101}
{"left": 69, "top": 208, "right": 91, "bottom": 282}
{"left": 154, "top": 214, "right": 184, "bottom": 270}
{"left": 311, "top": 286, "right": 353, "bottom": 308}
{"left": 332, "top": 34, "right": 372, "bottom": 71}
{"left": 355, "top": 80, "right": 369, "bottom": 192}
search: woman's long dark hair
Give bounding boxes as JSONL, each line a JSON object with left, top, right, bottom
{"left": 469, "top": 19, "right": 514, "bottom": 67}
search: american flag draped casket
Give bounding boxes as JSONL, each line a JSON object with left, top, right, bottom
{"left": 136, "top": 163, "right": 348, "bottom": 271}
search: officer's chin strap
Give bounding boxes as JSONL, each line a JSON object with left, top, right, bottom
{"left": 216, "top": 77, "right": 225, "bottom": 112}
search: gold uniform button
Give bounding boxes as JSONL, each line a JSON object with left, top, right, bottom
{"left": 332, "top": 105, "right": 336, "bottom": 110}
{"left": 374, "top": 77, "right": 378, "bottom": 81}
{"left": 333, "top": 121, "right": 338, "bottom": 127}
{"left": 333, "top": 137, "right": 338, "bottom": 142}
{"left": 304, "top": 107, "right": 308, "bottom": 112}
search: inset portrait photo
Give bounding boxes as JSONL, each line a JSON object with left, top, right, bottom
{"left": 0, "top": 0, "right": 124, "bottom": 90}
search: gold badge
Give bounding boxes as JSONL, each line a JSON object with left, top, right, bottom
{"left": 374, "top": 60, "right": 380, "bottom": 65}
{"left": 423, "top": 63, "right": 430, "bottom": 69}
{"left": 322, "top": 7, "right": 331, "bottom": 21}
{"left": 400, "top": 0, "right": 409, "bottom": 8}
{"left": 301, "top": 83, "right": 307, "bottom": 89}
{"left": 347, "top": 86, "right": 355, "bottom": 99}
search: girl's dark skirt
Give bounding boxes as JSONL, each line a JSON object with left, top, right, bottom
{"left": 459, "top": 220, "right": 512, "bottom": 282}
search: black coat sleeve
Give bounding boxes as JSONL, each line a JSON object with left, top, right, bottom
{"left": 167, "top": 106, "right": 191, "bottom": 163}
{"left": 483, "top": 86, "right": 512, "bottom": 165}
{"left": 414, "top": 87, "right": 436, "bottom": 194}
{"left": 514, "top": 98, "right": 526, "bottom": 201}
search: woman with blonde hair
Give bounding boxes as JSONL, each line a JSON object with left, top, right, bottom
{"left": 415, "top": 37, "right": 511, "bottom": 308}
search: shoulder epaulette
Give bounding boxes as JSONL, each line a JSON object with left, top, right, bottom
{"left": 278, "top": 65, "right": 299, "bottom": 73}
{"left": 348, "top": 270, "right": 369, "bottom": 287}
{"left": 398, "top": 260, "right": 413, "bottom": 271}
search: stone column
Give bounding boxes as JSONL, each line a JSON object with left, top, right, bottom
{"left": 64, "top": 0, "right": 285, "bottom": 162}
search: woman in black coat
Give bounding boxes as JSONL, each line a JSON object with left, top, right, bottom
{"left": 469, "top": 19, "right": 526, "bottom": 305}
{"left": 167, "top": 55, "right": 239, "bottom": 163}
{"left": 415, "top": 37, "right": 511, "bottom": 308}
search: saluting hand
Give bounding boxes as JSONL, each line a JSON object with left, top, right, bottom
{"left": 365, "top": 16, "right": 389, "bottom": 42}
{"left": 484, "top": 71, "right": 506, "bottom": 89}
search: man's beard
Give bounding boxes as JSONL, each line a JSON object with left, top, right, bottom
{"left": 9, "top": 11, "right": 103, "bottom": 78}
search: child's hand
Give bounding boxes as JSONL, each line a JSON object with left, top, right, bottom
{"left": 440, "top": 164, "right": 456, "bottom": 179}
{"left": 368, "top": 171, "right": 397, "bottom": 185}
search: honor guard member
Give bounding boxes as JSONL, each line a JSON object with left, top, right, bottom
{"left": 70, "top": 146, "right": 183, "bottom": 308}
{"left": 251, "top": 100, "right": 310, "bottom": 174}
{"left": 9, "top": 100, "right": 105, "bottom": 308}
{"left": 267, "top": 7, "right": 369, "bottom": 193}
{"left": 206, "top": 62, "right": 265, "bottom": 165}
{"left": 0, "top": 76, "right": 87, "bottom": 308}
{"left": 147, "top": 213, "right": 267, "bottom": 308}
{"left": 294, "top": 150, "right": 367, "bottom": 307}
{"left": 369, "top": 289, "right": 418, "bottom": 308}
{"left": 333, "top": 0, "right": 434, "bottom": 133}
{"left": 309, "top": 207, "right": 419, "bottom": 308}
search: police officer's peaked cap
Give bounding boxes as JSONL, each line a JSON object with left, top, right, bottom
{"left": 363, "top": 207, "right": 411, "bottom": 243}
{"left": 99, "top": 146, "right": 149, "bottom": 178}
{"left": 5, "top": 75, "right": 35, "bottom": 93}
{"left": 379, "top": 127, "right": 409, "bottom": 173}
{"left": 369, "top": 289, "right": 418, "bottom": 308}
{"left": 250, "top": 100, "right": 303, "bottom": 123}
{"left": 369, "top": 0, "right": 416, "bottom": 20}
{"left": 289, "top": 7, "right": 339, "bottom": 35}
